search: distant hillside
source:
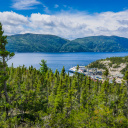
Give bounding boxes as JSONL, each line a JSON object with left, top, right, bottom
{"left": 69, "top": 36, "right": 128, "bottom": 52}
{"left": 6, "top": 34, "right": 128, "bottom": 52}
{"left": 6, "top": 33, "right": 69, "bottom": 52}
{"left": 87, "top": 56, "right": 128, "bottom": 75}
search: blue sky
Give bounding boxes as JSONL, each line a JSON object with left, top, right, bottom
{"left": 0, "top": 0, "right": 128, "bottom": 39}
{"left": 0, "top": 0, "right": 128, "bottom": 16}
{"left": 1, "top": 0, "right": 128, "bottom": 15}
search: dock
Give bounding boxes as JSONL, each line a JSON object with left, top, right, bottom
{"left": 69, "top": 66, "right": 103, "bottom": 80}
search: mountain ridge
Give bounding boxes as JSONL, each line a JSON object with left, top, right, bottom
{"left": 6, "top": 33, "right": 128, "bottom": 52}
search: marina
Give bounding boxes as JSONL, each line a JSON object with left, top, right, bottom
{"left": 69, "top": 66, "right": 103, "bottom": 80}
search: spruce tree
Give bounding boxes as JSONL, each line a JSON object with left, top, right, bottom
{"left": 0, "top": 22, "right": 14, "bottom": 119}
{"left": 123, "top": 70, "right": 128, "bottom": 118}
{"left": 40, "top": 59, "right": 48, "bottom": 75}
{"left": 103, "top": 68, "right": 109, "bottom": 80}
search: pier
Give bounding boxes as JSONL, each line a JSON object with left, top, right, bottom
{"left": 69, "top": 66, "right": 103, "bottom": 80}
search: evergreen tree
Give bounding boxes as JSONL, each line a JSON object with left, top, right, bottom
{"left": 0, "top": 52, "right": 128, "bottom": 127}
{"left": 123, "top": 70, "right": 128, "bottom": 118}
{"left": 61, "top": 66, "right": 66, "bottom": 78}
{"left": 0, "top": 22, "right": 14, "bottom": 119}
{"left": 103, "top": 68, "right": 109, "bottom": 79}
{"left": 40, "top": 59, "right": 48, "bottom": 75}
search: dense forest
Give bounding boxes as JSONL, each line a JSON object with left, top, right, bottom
{"left": 71, "top": 36, "right": 128, "bottom": 52}
{"left": 1, "top": 23, "right": 128, "bottom": 127}
{"left": 6, "top": 34, "right": 68, "bottom": 52}
{"left": 6, "top": 34, "right": 128, "bottom": 52}
{"left": 0, "top": 62, "right": 128, "bottom": 128}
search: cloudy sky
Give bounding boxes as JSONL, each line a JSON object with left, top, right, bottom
{"left": 1, "top": 0, "right": 128, "bottom": 39}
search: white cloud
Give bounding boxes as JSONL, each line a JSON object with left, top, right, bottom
{"left": 12, "top": 0, "right": 41, "bottom": 10}
{"left": 54, "top": 4, "right": 59, "bottom": 8}
{"left": 1, "top": 10, "right": 128, "bottom": 39}
{"left": 42, "top": 4, "right": 50, "bottom": 14}
{"left": 0, "top": 11, "right": 28, "bottom": 35}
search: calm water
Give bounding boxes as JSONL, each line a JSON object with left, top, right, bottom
{"left": 7, "top": 52, "right": 128, "bottom": 72}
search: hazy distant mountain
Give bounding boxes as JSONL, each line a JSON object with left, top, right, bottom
{"left": 6, "top": 34, "right": 128, "bottom": 52}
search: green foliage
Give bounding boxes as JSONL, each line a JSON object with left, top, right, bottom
{"left": 107, "top": 56, "right": 128, "bottom": 74}
{"left": 6, "top": 33, "right": 69, "bottom": 52}
{"left": 0, "top": 22, "right": 14, "bottom": 120}
{"left": 60, "top": 41, "right": 85, "bottom": 52}
{"left": 61, "top": 66, "right": 66, "bottom": 78}
{"left": 0, "top": 63, "right": 127, "bottom": 127}
{"left": 103, "top": 68, "right": 109, "bottom": 78}
{"left": 121, "top": 64, "right": 128, "bottom": 74}
{"left": 124, "top": 70, "right": 128, "bottom": 81}
{"left": 106, "top": 56, "right": 128, "bottom": 65}
{"left": 0, "top": 28, "right": 128, "bottom": 126}
{"left": 40, "top": 59, "right": 48, "bottom": 74}
{"left": 88, "top": 60, "right": 106, "bottom": 69}
{"left": 6, "top": 34, "right": 128, "bottom": 52}
{"left": 88, "top": 56, "right": 128, "bottom": 75}
{"left": 71, "top": 35, "right": 128, "bottom": 52}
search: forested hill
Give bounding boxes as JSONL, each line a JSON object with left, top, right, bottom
{"left": 6, "top": 33, "right": 69, "bottom": 52}
{"left": 6, "top": 34, "right": 128, "bottom": 52}
{"left": 87, "top": 55, "right": 128, "bottom": 75}
{"left": 70, "top": 36, "right": 128, "bottom": 52}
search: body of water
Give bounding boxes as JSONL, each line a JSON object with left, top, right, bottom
{"left": 7, "top": 52, "right": 128, "bottom": 72}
